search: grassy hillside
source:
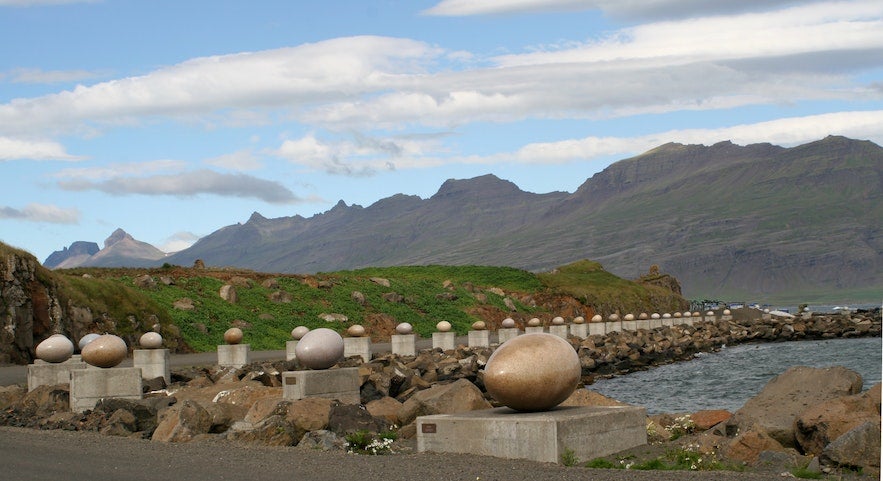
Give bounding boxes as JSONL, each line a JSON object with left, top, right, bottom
{"left": 56, "top": 261, "right": 687, "bottom": 352}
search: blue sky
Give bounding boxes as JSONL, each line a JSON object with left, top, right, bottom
{"left": 2, "top": 0, "right": 882, "bottom": 263}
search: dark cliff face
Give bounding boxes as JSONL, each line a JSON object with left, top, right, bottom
{"left": 43, "top": 241, "right": 100, "bottom": 269}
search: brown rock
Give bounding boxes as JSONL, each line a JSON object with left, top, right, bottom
{"left": 725, "top": 425, "right": 786, "bottom": 464}
{"left": 794, "top": 384, "right": 881, "bottom": 455}
{"left": 0, "top": 385, "right": 26, "bottom": 410}
{"left": 328, "top": 403, "right": 390, "bottom": 435}
{"left": 219, "top": 284, "right": 238, "bottom": 303}
{"left": 243, "top": 397, "right": 285, "bottom": 424}
{"left": 227, "top": 414, "right": 304, "bottom": 446}
{"left": 691, "top": 409, "right": 733, "bottom": 431}
{"left": 560, "top": 389, "right": 628, "bottom": 407}
{"left": 152, "top": 400, "right": 212, "bottom": 442}
{"left": 203, "top": 402, "right": 248, "bottom": 433}
{"left": 285, "top": 397, "right": 333, "bottom": 433}
{"left": 397, "top": 379, "right": 491, "bottom": 425}
{"left": 725, "top": 366, "right": 863, "bottom": 448}
{"left": 365, "top": 396, "right": 402, "bottom": 424}
{"left": 821, "top": 421, "right": 882, "bottom": 469}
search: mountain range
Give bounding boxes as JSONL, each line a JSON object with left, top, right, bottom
{"left": 44, "top": 136, "right": 882, "bottom": 303}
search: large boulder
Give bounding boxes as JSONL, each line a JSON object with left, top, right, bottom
{"left": 725, "top": 366, "right": 863, "bottom": 448}
{"left": 794, "top": 383, "right": 881, "bottom": 455}
{"left": 328, "top": 403, "right": 390, "bottom": 435}
{"left": 285, "top": 397, "right": 333, "bottom": 433}
{"left": 397, "top": 378, "right": 491, "bottom": 426}
{"left": 151, "top": 400, "right": 212, "bottom": 442}
{"left": 821, "top": 421, "right": 882, "bottom": 470}
{"left": 725, "top": 424, "right": 787, "bottom": 464}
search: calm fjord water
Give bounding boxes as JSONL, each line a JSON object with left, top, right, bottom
{"left": 588, "top": 337, "right": 882, "bottom": 414}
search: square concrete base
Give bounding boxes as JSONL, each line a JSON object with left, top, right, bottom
{"left": 588, "top": 322, "right": 605, "bottom": 336}
{"left": 549, "top": 325, "right": 569, "bottom": 339}
{"left": 344, "top": 337, "right": 371, "bottom": 362}
{"left": 497, "top": 328, "right": 520, "bottom": 344}
{"left": 282, "top": 367, "right": 360, "bottom": 404}
{"left": 218, "top": 344, "right": 250, "bottom": 368}
{"left": 70, "top": 367, "right": 143, "bottom": 412}
{"left": 622, "top": 320, "right": 637, "bottom": 331}
{"left": 27, "top": 361, "right": 87, "bottom": 391}
{"left": 432, "top": 331, "right": 455, "bottom": 351}
{"left": 569, "top": 324, "right": 587, "bottom": 339}
{"left": 418, "top": 405, "right": 647, "bottom": 464}
{"left": 285, "top": 340, "right": 298, "bottom": 361}
{"left": 525, "top": 326, "right": 545, "bottom": 334}
{"left": 391, "top": 334, "right": 416, "bottom": 356}
{"left": 133, "top": 349, "right": 170, "bottom": 383}
{"left": 467, "top": 330, "right": 489, "bottom": 348}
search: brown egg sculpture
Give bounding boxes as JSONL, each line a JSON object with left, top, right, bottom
{"left": 36, "top": 334, "right": 74, "bottom": 363}
{"left": 224, "top": 327, "right": 243, "bottom": 345}
{"left": 483, "top": 333, "right": 580, "bottom": 412}
{"left": 139, "top": 332, "right": 163, "bottom": 349}
{"left": 436, "top": 321, "right": 452, "bottom": 332}
{"left": 81, "top": 334, "right": 128, "bottom": 368}
{"left": 471, "top": 320, "right": 486, "bottom": 330}
{"left": 346, "top": 324, "right": 366, "bottom": 337}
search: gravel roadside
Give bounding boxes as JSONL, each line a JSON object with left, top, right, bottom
{"left": 0, "top": 425, "right": 800, "bottom": 481}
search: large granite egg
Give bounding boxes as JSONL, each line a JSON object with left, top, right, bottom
{"left": 36, "top": 334, "right": 74, "bottom": 363}
{"left": 346, "top": 324, "right": 366, "bottom": 337}
{"left": 139, "top": 332, "right": 163, "bottom": 349}
{"left": 436, "top": 321, "right": 452, "bottom": 332}
{"left": 501, "top": 318, "right": 516, "bottom": 328}
{"left": 291, "top": 326, "right": 309, "bottom": 340}
{"left": 81, "top": 334, "right": 127, "bottom": 368}
{"left": 483, "top": 333, "right": 581, "bottom": 412}
{"left": 551, "top": 316, "right": 565, "bottom": 325}
{"left": 395, "top": 322, "right": 413, "bottom": 335}
{"left": 295, "top": 328, "right": 344, "bottom": 370}
{"left": 224, "top": 327, "right": 243, "bottom": 345}
{"left": 78, "top": 333, "right": 100, "bottom": 351}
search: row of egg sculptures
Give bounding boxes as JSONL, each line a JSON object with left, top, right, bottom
{"left": 36, "top": 333, "right": 129, "bottom": 368}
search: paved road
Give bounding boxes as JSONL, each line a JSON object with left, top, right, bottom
{"left": 0, "top": 336, "right": 471, "bottom": 386}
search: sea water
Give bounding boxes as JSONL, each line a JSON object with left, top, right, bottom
{"left": 588, "top": 337, "right": 882, "bottom": 414}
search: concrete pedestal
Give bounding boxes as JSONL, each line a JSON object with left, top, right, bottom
{"left": 605, "top": 321, "right": 622, "bottom": 333}
{"left": 622, "top": 320, "right": 637, "bottom": 331}
{"left": 649, "top": 319, "right": 662, "bottom": 330}
{"left": 467, "top": 330, "right": 489, "bottom": 348}
{"left": 569, "top": 324, "right": 587, "bottom": 339}
{"left": 344, "top": 337, "right": 371, "bottom": 363}
{"left": 70, "top": 367, "right": 143, "bottom": 412}
{"left": 218, "top": 344, "right": 250, "bottom": 368}
{"left": 27, "top": 360, "right": 88, "bottom": 391}
{"left": 282, "top": 367, "right": 360, "bottom": 404}
{"left": 636, "top": 319, "right": 650, "bottom": 331}
{"left": 662, "top": 318, "right": 674, "bottom": 327}
{"left": 432, "top": 332, "right": 455, "bottom": 351}
{"left": 525, "top": 326, "right": 545, "bottom": 334}
{"left": 417, "top": 405, "right": 647, "bottom": 464}
{"left": 497, "top": 328, "right": 520, "bottom": 344}
{"left": 392, "top": 334, "right": 416, "bottom": 356}
{"left": 285, "top": 340, "right": 298, "bottom": 361}
{"left": 133, "top": 349, "right": 170, "bottom": 383}
{"left": 548, "top": 325, "right": 569, "bottom": 339}
{"left": 588, "top": 322, "right": 605, "bottom": 336}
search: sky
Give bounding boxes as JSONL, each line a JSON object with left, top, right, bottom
{"left": 1, "top": 0, "right": 882, "bottom": 263}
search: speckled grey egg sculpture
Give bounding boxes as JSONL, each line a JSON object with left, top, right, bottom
{"left": 139, "top": 332, "right": 163, "bottom": 349}
{"left": 346, "top": 324, "right": 366, "bottom": 337}
{"left": 395, "top": 322, "right": 413, "bottom": 335}
{"left": 78, "top": 333, "right": 100, "bottom": 351}
{"left": 294, "top": 327, "right": 344, "bottom": 370}
{"left": 436, "top": 321, "right": 452, "bottom": 332}
{"left": 291, "top": 326, "right": 309, "bottom": 340}
{"left": 36, "top": 334, "right": 74, "bottom": 363}
{"left": 501, "top": 318, "right": 516, "bottom": 328}
{"left": 224, "top": 327, "right": 243, "bottom": 345}
{"left": 651, "top": 313, "right": 661, "bottom": 319}
{"left": 483, "top": 333, "right": 581, "bottom": 412}
{"left": 81, "top": 334, "right": 127, "bottom": 368}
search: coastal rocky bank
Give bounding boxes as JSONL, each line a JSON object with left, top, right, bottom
{"left": 1, "top": 312, "right": 880, "bottom": 478}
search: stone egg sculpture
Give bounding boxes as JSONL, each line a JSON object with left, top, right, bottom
{"left": 551, "top": 316, "right": 565, "bottom": 325}
{"left": 81, "top": 334, "right": 127, "bottom": 368}
{"left": 395, "top": 322, "right": 413, "bottom": 335}
{"left": 291, "top": 326, "right": 309, "bottom": 340}
{"left": 483, "top": 333, "right": 581, "bottom": 412}
{"left": 639, "top": 313, "right": 649, "bottom": 320}
{"left": 651, "top": 313, "right": 661, "bottom": 319}
{"left": 36, "top": 334, "right": 75, "bottom": 363}
{"left": 572, "top": 316, "right": 585, "bottom": 324}
{"left": 224, "top": 327, "right": 243, "bottom": 345}
{"left": 706, "top": 311, "right": 714, "bottom": 317}
{"left": 346, "top": 324, "right": 366, "bottom": 337}
{"left": 673, "top": 312, "right": 682, "bottom": 318}
{"left": 471, "top": 321, "right": 487, "bottom": 331}
{"left": 294, "top": 327, "right": 344, "bottom": 370}
{"left": 590, "top": 314, "right": 603, "bottom": 322}
{"left": 526, "top": 318, "right": 542, "bottom": 327}
{"left": 501, "top": 318, "right": 516, "bottom": 328}
{"left": 693, "top": 312, "right": 701, "bottom": 317}
{"left": 723, "top": 309, "right": 732, "bottom": 315}
{"left": 662, "top": 313, "right": 672, "bottom": 318}
{"left": 608, "top": 314, "right": 620, "bottom": 322}
{"left": 78, "top": 333, "right": 101, "bottom": 351}
{"left": 436, "top": 321, "right": 452, "bottom": 332}
{"left": 139, "top": 331, "right": 163, "bottom": 349}
{"left": 624, "top": 313, "right": 635, "bottom": 321}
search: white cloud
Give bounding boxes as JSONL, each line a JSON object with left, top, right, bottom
{"left": 57, "top": 169, "right": 302, "bottom": 204}
{"left": 159, "top": 231, "right": 200, "bottom": 253}
{"left": 0, "top": 136, "right": 82, "bottom": 161}
{"left": 204, "top": 150, "right": 263, "bottom": 171}
{"left": 3, "top": 67, "right": 105, "bottom": 84}
{"left": 53, "top": 159, "right": 187, "bottom": 180}
{"left": 0, "top": 203, "right": 80, "bottom": 224}
{"left": 423, "top": 0, "right": 597, "bottom": 16}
